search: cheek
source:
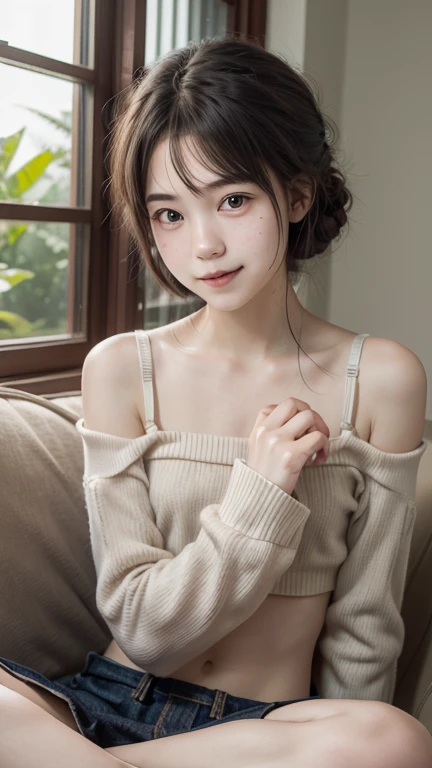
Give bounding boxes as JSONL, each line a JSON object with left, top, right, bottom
{"left": 245, "top": 218, "right": 279, "bottom": 254}
{"left": 154, "top": 234, "right": 184, "bottom": 271}
{"left": 153, "top": 230, "right": 174, "bottom": 256}
{"left": 231, "top": 217, "right": 264, "bottom": 243}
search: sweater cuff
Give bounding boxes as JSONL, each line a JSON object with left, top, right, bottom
{"left": 219, "top": 458, "right": 310, "bottom": 547}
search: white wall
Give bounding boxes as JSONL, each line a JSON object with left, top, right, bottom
{"left": 266, "top": 0, "right": 307, "bottom": 67}
{"left": 267, "top": 0, "right": 432, "bottom": 422}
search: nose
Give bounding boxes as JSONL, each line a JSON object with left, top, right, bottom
{"left": 191, "top": 216, "right": 226, "bottom": 260}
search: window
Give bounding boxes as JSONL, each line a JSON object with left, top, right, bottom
{"left": 0, "top": 0, "right": 115, "bottom": 392}
{"left": 0, "top": 0, "right": 266, "bottom": 394}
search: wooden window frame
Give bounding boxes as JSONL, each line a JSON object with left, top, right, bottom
{"left": 223, "top": 0, "right": 267, "bottom": 47}
{"left": 0, "top": 0, "right": 266, "bottom": 396}
{"left": 0, "top": 0, "right": 117, "bottom": 392}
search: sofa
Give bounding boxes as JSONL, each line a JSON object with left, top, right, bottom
{"left": 1, "top": 385, "right": 431, "bottom": 733}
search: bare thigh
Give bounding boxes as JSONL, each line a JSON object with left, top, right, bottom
{"left": 264, "top": 695, "right": 387, "bottom": 723}
{"left": 264, "top": 696, "right": 432, "bottom": 744}
{"left": 0, "top": 666, "right": 79, "bottom": 731}
{"left": 3, "top": 665, "right": 431, "bottom": 767}
{"left": 2, "top": 675, "right": 432, "bottom": 768}
{"left": 262, "top": 696, "right": 432, "bottom": 765}
{"left": 107, "top": 697, "right": 432, "bottom": 768}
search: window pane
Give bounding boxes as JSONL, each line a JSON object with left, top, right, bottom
{"left": 0, "top": 219, "right": 89, "bottom": 341}
{"left": 0, "top": 64, "right": 93, "bottom": 207}
{"left": 142, "top": 0, "right": 226, "bottom": 328}
{"left": 145, "top": 0, "right": 228, "bottom": 66}
{"left": 143, "top": 266, "right": 205, "bottom": 331}
{"left": 2, "top": 0, "right": 94, "bottom": 67}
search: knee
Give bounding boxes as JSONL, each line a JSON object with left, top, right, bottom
{"left": 332, "top": 701, "right": 432, "bottom": 768}
{"left": 377, "top": 704, "right": 432, "bottom": 768}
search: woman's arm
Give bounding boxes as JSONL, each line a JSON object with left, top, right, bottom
{"left": 312, "top": 343, "right": 427, "bottom": 702}
{"left": 312, "top": 484, "right": 417, "bottom": 703}
{"left": 79, "top": 335, "right": 311, "bottom": 677}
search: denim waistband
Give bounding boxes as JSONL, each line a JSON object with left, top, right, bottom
{"left": 84, "top": 652, "right": 317, "bottom": 714}
{"left": 85, "top": 653, "right": 253, "bottom": 706}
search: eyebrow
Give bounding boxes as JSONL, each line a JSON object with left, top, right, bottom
{"left": 145, "top": 178, "right": 249, "bottom": 204}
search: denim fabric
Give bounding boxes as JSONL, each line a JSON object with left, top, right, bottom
{"left": 0, "top": 651, "right": 320, "bottom": 748}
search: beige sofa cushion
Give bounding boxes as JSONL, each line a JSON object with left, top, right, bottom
{"left": 0, "top": 387, "right": 111, "bottom": 679}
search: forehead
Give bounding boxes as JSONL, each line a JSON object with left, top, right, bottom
{"left": 145, "top": 137, "right": 218, "bottom": 194}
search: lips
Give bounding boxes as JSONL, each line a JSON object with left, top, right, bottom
{"left": 200, "top": 268, "right": 240, "bottom": 280}
{"left": 206, "top": 272, "right": 230, "bottom": 280}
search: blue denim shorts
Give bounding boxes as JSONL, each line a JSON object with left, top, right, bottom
{"left": 0, "top": 651, "right": 320, "bottom": 748}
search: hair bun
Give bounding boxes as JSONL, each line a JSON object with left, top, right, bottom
{"left": 288, "top": 159, "right": 352, "bottom": 262}
{"left": 310, "top": 166, "right": 351, "bottom": 256}
{"left": 312, "top": 206, "right": 347, "bottom": 255}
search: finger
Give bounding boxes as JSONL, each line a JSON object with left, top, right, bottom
{"left": 306, "top": 451, "right": 318, "bottom": 467}
{"left": 254, "top": 404, "right": 279, "bottom": 428}
{"left": 318, "top": 416, "right": 330, "bottom": 438}
{"left": 263, "top": 397, "right": 311, "bottom": 430}
{"left": 303, "top": 433, "right": 330, "bottom": 465}
{"left": 306, "top": 414, "right": 331, "bottom": 438}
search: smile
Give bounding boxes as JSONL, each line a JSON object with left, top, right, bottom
{"left": 200, "top": 267, "right": 243, "bottom": 287}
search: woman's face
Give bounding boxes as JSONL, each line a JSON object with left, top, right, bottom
{"left": 145, "top": 138, "right": 296, "bottom": 311}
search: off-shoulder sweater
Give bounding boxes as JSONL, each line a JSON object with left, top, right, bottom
{"left": 75, "top": 330, "right": 427, "bottom": 703}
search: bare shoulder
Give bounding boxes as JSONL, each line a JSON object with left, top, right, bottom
{"left": 81, "top": 332, "right": 145, "bottom": 438}
{"left": 362, "top": 336, "right": 427, "bottom": 453}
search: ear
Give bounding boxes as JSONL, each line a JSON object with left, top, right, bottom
{"left": 287, "top": 176, "right": 316, "bottom": 224}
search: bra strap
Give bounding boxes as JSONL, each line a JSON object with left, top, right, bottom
{"left": 134, "top": 330, "right": 158, "bottom": 433}
{"left": 134, "top": 329, "right": 369, "bottom": 435}
{"left": 340, "top": 333, "right": 370, "bottom": 432}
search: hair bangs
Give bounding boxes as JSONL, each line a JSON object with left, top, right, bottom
{"left": 167, "top": 99, "right": 284, "bottom": 247}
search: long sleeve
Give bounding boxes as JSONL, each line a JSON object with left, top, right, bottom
{"left": 311, "top": 477, "right": 417, "bottom": 703}
{"left": 76, "top": 420, "right": 311, "bottom": 677}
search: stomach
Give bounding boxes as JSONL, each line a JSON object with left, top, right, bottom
{"left": 103, "top": 591, "right": 331, "bottom": 702}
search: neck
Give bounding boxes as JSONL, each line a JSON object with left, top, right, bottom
{"left": 189, "top": 279, "right": 311, "bottom": 365}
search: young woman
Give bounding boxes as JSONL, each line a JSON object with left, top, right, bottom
{"left": 1, "top": 37, "right": 431, "bottom": 768}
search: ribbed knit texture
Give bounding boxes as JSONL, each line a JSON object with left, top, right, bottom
{"left": 76, "top": 414, "right": 427, "bottom": 703}
{"left": 75, "top": 327, "right": 428, "bottom": 702}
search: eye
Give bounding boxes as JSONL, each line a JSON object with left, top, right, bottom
{"left": 151, "top": 209, "right": 183, "bottom": 224}
{"left": 221, "top": 194, "right": 250, "bottom": 211}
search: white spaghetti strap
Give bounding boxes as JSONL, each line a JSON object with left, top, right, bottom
{"left": 134, "top": 330, "right": 158, "bottom": 434}
{"left": 340, "top": 333, "right": 370, "bottom": 432}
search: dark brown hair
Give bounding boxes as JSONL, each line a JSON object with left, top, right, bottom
{"left": 109, "top": 37, "right": 353, "bottom": 383}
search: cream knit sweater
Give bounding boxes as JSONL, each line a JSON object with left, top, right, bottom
{"left": 75, "top": 330, "right": 427, "bottom": 703}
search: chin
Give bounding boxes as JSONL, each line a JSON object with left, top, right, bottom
{"left": 206, "top": 297, "right": 254, "bottom": 313}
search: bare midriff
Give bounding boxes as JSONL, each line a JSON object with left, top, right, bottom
{"left": 103, "top": 590, "right": 331, "bottom": 702}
